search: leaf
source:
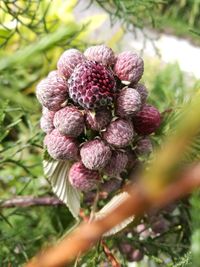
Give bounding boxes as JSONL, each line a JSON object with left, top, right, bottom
{"left": 0, "top": 24, "right": 80, "bottom": 70}
{"left": 172, "top": 252, "right": 192, "bottom": 267}
{"left": 43, "top": 159, "right": 81, "bottom": 220}
{"left": 159, "top": 104, "right": 200, "bottom": 164}
{"left": 0, "top": 100, "right": 9, "bottom": 142}
{"left": 95, "top": 192, "right": 134, "bottom": 236}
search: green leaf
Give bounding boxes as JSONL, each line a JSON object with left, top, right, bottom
{"left": 167, "top": 252, "right": 191, "bottom": 267}
{"left": 43, "top": 159, "right": 81, "bottom": 220}
{"left": 0, "top": 24, "right": 80, "bottom": 71}
{"left": 95, "top": 192, "right": 134, "bottom": 236}
{"left": 0, "top": 100, "right": 9, "bottom": 142}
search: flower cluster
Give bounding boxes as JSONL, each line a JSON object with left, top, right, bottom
{"left": 36, "top": 45, "right": 161, "bottom": 192}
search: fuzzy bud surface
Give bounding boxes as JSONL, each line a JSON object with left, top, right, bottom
{"left": 69, "top": 161, "right": 100, "bottom": 192}
{"left": 84, "top": 45, "right": 115, "bottom": 66}
{"left": 57, "top": 49, "right": 86, "bottom": 79}
{"left": 40, "top": 107, "right": 55, "bottom": 133}
{"left": 114, "top": 51, "right": 144, "bottom": 83}
{"left": 36, "top": 71, "right": 68, "bottom": 111}
{"left": 45, "top": 129, "right": 79, "bottom": 160}
{"left": 104, "top": 151, "right": 128, "bottom": 176}
{"left": 54, "top": 106, "right": 84, "bottom": 137}
{"left": 68, "top": 60, "right": 116, "bottom": 109}
{"left": 134, "top": 83, "right": 148, "bottom": 104}
{"left": 136, "top": 137, "right": 153, "bottom": 155}
{"left": 80, "top": 139, "right": 111, "bottom": 170}
{"left": 102, "top": 119, "right": 134, "bottom": 148}
{"left": 86, "top": 108, "right": 112, "bottom": 131}
{"left": 116, "top": 88, "right": 141, "bottom": 118}
{"left": 133, "top": 104, "right": 161, "bottom": 135}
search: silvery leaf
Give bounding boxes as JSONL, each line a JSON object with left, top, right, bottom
{"left": 95, "top": 192, "right": 134, "bottom": 236}
{"left": 43, "top": 159, "right": 81, "bottom": 220}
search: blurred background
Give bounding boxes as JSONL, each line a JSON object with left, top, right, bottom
{"left": 0, "top": 0, "right": 200, "bottom": 266}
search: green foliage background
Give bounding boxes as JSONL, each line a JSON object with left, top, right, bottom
{"left": 0, "top": 0, "right": 200, "bottom": 266}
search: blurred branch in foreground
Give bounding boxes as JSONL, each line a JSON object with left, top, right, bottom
{"left": 25, "top": 163, "right": 200, "bottom": 267}
{"left": 24, "top": 92, "right": 200, "bottom": 267}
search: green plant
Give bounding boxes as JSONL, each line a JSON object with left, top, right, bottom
{"left": 1, "top": 1, "right": 200, "bottom": 266}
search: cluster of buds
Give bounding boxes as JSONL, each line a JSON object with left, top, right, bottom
{"left": 118, "top": 242, "right": 144, "bottom": 262}
{"left": 115, "top": 204, "right": 177, "bottom": 263}
{"left": 36, "top": 45, "right": 161, "bottom": 192}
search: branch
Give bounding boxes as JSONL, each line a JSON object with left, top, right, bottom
{"left": 79, "top": 209, "right": 121, "bottom": 267}
{"left": 0, "top": 196, "right": 63, "bottom": 208}
{"left": 101, "top": 240, "right": 121, "bottom": 267}
{"left": 25, "top": 163, "right": 200, "bottom": 267}
{"left": 0, "top": 193, "right": 109, "bottom": 209}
